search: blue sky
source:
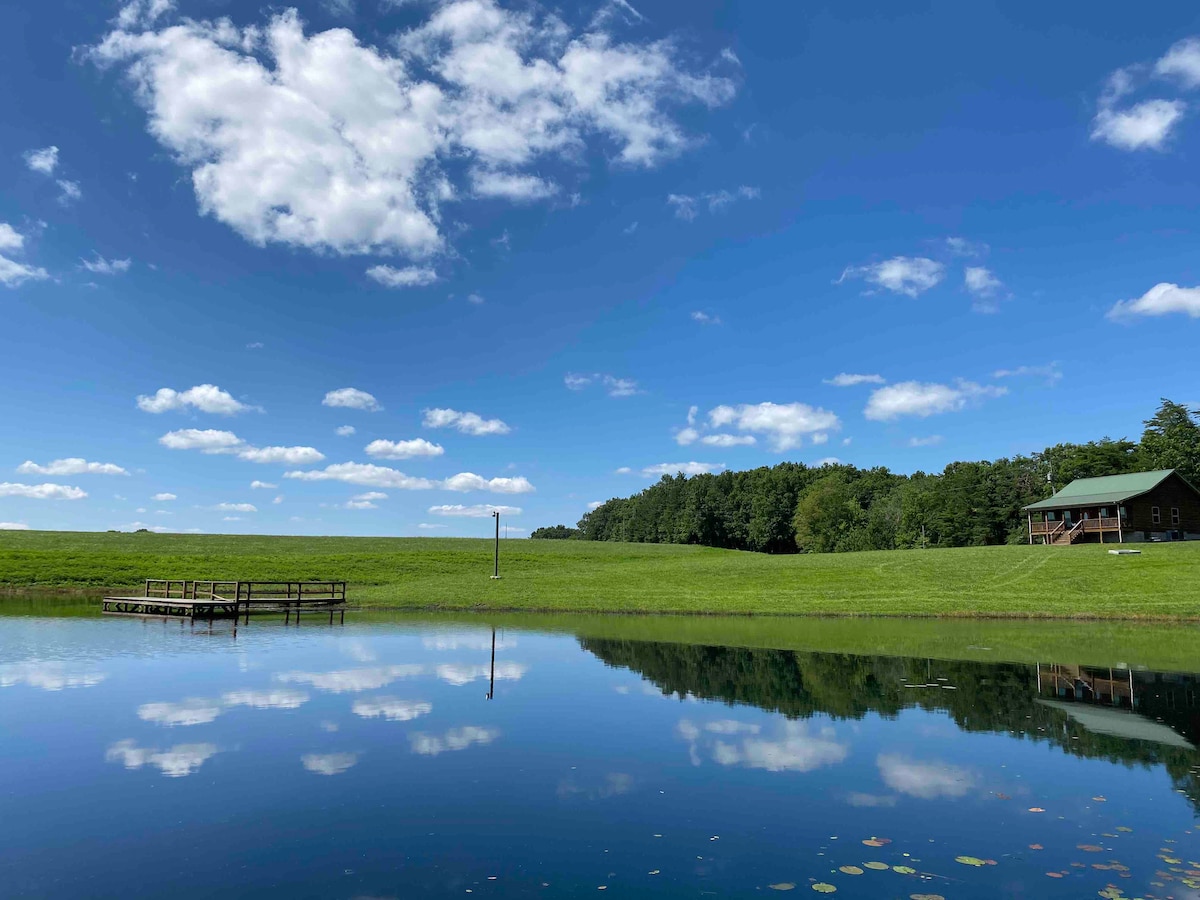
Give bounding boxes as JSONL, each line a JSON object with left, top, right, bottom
{"left": 3, "top": 0, "right": 1200, "bottom": 536}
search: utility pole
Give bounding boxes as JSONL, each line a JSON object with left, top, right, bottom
{"left": 491, "top": 510, "right": 501, "bottom": 579}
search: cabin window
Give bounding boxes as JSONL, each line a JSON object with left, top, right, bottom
{"left": 1046, "top": 512, "right": 1056, "bottom": 521}
{"left": 1100, "top": 507, "right": 1109, "bottom": 518}
{"left": 1152, "top": 506, "right": 1161, "bottom": 525}
{"left": 1172, "top": 507, "right": 1181, "bottom": 526}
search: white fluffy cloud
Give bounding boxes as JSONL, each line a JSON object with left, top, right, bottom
{"left": 993, "top": 363, "right": 1062, "bottom": 385}
{"left": 700, "top": 433, "right": 755, "bottom": 447}
{"left": 81, "top": 255, "right": 133, "bottom": 275}
{"left": 56, "top": 180, "right": 82, "bottom": 204}
{"left": 89, "top": 3, "right": 734, "bottom": 261}
{"left": 249, "top": 481, "right": 276, "bottom": 490}
{"left": 237, "top": 446, "right": 326, "bottom": 465}
{"left": 640, "top": 462, "right": 725, "bottom": 477}
{"left": 335, "top": 425, "right": 356, "bottom": 436}
{"left": 824, "top": 373, "right": 885, "bottom": 387}
{"left": 564, "top": 373, "right": 638, "bottom": 396}
{"left": 24, "top": 146, "right": 59, "bottom": 174}
{"left": 840, "top": 256, "right": 944, "bottom": 297}
{"left": 708, "top": 722, "right": 848, "bottom": 773}
{"left": 1157, "top": 37, "right": 1200, "bottom": 88}
{"left": 1092, "top": 99, "right": 1185, "bottom": 151}
{"left": 427, "top": 504, "right": 522, "bottom": 517}
{"left": 366, "top": 265, "right": 438, "bottom": 288}
{"left": 322, "top": 388, "right": 382, "bottom": 412}
{"left": 442, "top": 473, "right": 535, "bottom": 494}
{"left": 0, "top": 483, "right": 87, "bottom": 500}
{"left": 17, "top": 458, "right": 127, "bottom": 476}
{"left": 137, "top": 384, "right": 253, "bottom": 415}
{"left": 423, "top": 407, "right": 510, "bottom": 436}
{"left": 877, "top": 754, "right": 975, "bottom": 799}
{"left": 214, "top": 502, "right": 256, "bottom": 513}
{"left": 152, "top": 492, "right": 177, "bottom": 501}
{"left": 1108, "top": 282, "right": 1200, "bottom": 319}
{"left": 365, "top": 438, "right": 444, "bottom": 459}
{"left": 0, "top": 522, "right": 30, "bottom": 530}
{"left": 963, "top": 266, "right": 1001, "bottom": 296}
{"left": 0, "top": 224, "right": 25, "bottom": 252}
{"left": 158, "top": 428, "right": 243, "bottom": 452}
{"left": 907, "top": 435, "right": 943, "bottom": 447}
{"left": 864, "top": 380, "right": 1006, "bottom": 421}
{"left": 708, "top": 402, "right": 840, "bottom": 451}
{"left": 691, "top": 310, "right": 721, "bottom": 325}
{"left": 0, "top": 222, "right": 50, "bottom": 288}
{"left": 284, "top": 462, "right": 437, "bottom": 490}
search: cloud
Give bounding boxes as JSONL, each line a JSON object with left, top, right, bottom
{"left": 56, "top": 180, "right": 82, "bottom": 204}
{"left": 993, "top": 363, "right": 1063, "bottom": 385}
{"left": 839, "top": 256, "right": 944, "bottom": 297}
{"left": 0, "top": 661, "right": 105, "bottom": 689}
{"left": 0, "top": 223, "right": 50, "bottom": 288}
{"left": 409, "top": 726, "right": 499, "bottom": 756}
{"left": 152, "top": 492, "right": 177, "bottom": 501}
{"left": 0, "top": 482, "right": 87, "bottom": 500}
{"left": 964, "top": 266, "right": 1002, "bottom": 298}
{"left": 301, "top": 752, "right": 358, "bottom": 775}
{"left": 275, "top": 664, "right": 425, "bottom": 693}
{"left": 0, "top": 522, "right": 30, "bottom": 530}
{"left": 212, "top": 502, "right": 255, "bottom": 513}
{"left": 24, "top": 146, "right": 59, "bottom": 174}
{"left": 1156, "top": 37, "right": 1200, "bottom": 89}
{"left": 691, "top": 310, "right": 722, "bottom": 325}
{"left": 365, "top": 438, "right": 445, "bottom": 459}
{"left": 17, "top": 458, "right": 127, "bottom": 476}
{"left": 284, "top": 462, "right": 437, "bottom": 489}
{"left": 614, "top": 466, "right": 632, "bottom": 474}
{"left": 564, "top": 374, "right": 638, "bottom": 396}
{"left": 106, "top": 739, "right": 218, "bottom": 777}
{"left": 158, "top": 429, "right": 243, "bottom": 452}
{"left": 709, "top": 722, "right": 847, "bottom": 773}
{"left": 907, "top": 435, "right": 943, "bottom": 447}
{"left": 877, "top": 753, "right": 975, "bottom": 799}
{"left": 845, "top": 792, "right": 897, "bottom": 808}
{"left": 423, "top": 408, "right": 510, "bottom": 436}
{"left": 864, "top": 380, "right": 1006, "bottom": 421}
{"left": 640, "top": 462, "right": 725, "bottom": 477}
{"left": 708, "top": 401, "right": 841, "bottom": 451}
{"left": 366, "top": 265, "right": 438, "bottom": 288}
{"left": 237, "top": 446, "right": 326, "bottom": 465}
{"left": 467, "top": 292, "right": 485, "bottom": 304}
{"left": 138, "top": 698, "right": 222, "bottom": 727}
{"left": 0, "top": 224, "right": 23, "bottom": 252}
{"left": 88, "top": 4, "right": 734, "bottom": 261}
{"left": 436, "top": 662, "right": 526, "bottom": 686}
{"left": 675, "top": 427, "right": 699, "bottom": 446}
{"left": 705, "top": 720, "right": 761, "bottom": 735}
{"left": 222, "top": 689, "right": 309, "bottom": 709}
{"left": 343, "top": 499, "right": 378, "bottom": 509}
{"left": 80, "top": 255, "right": 132, "bottom": 275}
{"left": 335, "top": 425, "right": 356, "bottom": 436}
{"left": 586, "top": 500, "right": 604, "bottom": 510}
{"left": 246, "top": 341, "right": 264, "bottom": 349}
{"left": 115, "top": 0, "right": 174, "bottom": 30}
{"left": 418, "top": 522, "right": 448, "bottom": 529}
{"left": 249, "top": 481, "right": 276, "bottom": 490}
{"left": 322, "top": 388, "right": 381, "bottom": 412}
{"left": 137, "top": 384, "right": 254, "bottom": 415}
{"left": 944, "top": 236, "right": 986, "bottom": 257}
{"left": 427, "top": 504, "right": 521, "bottom": 517}
{"left": 824, "top": 373, "right": 885, "bottom": 387}
{"left": 352, "top": 491, "right": 387, "bottom": 501}
{"left": 668, "top": 185, "right": 758, "bottom": 220}
{"left": 442, "top": 473, "right": 536, "bottom": 494}
{"left": 1108, "top": 282, "right": 1200, "bottom": 319}
{"left": 352, "top": 698, "right": 433, "bottom": 721}
{"left": 1091, "top": 62, "right": 1186, "bottom": 151}
{"left": 700, "top": 433, "right": 755, "bottom": 447}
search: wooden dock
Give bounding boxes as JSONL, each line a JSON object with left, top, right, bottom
{"left": 103, "top": 580, "right": 347, "bottom": 623}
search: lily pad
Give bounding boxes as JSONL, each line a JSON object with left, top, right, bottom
{"left": 910, "top": 895, "right": 945, "bottom": 900}
{"left": 955, "top": 856, "right": 987, "bottom": 867}
{"left": 1078, "top": 845, "right": 1104, "bottom": 853}
{"left": 864, "top": 862, "right": 889, "bottom": 870}
{"left": 838, "top": 866, "right": 863, "bottom": 876}
{"left": 1029, "top": 844, "right": 1044, "bottom": 850}
{"left": 893, "top": 865, "right": 917, "bottom": 875}
{"left": 768, "top": 883, "right": 796, "bottom": 891}
{"left": 811, "top": 884, "right": 837, "bottom": 894}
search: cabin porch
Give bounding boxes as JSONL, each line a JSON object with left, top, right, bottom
{"left": 1027, "top": 506, "right": 1125, "bottom": 545}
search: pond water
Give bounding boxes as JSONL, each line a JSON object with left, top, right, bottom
{"left": 2, "top": 609, "right": 1199, "bottom": 899}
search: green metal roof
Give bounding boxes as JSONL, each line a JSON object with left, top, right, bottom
{"left": 1023, "top": 469, "right": 1176, "bottom": 511}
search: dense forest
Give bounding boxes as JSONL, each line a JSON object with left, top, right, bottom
{"left": 531, "top": 399, "right": 1200, "bottom": 553}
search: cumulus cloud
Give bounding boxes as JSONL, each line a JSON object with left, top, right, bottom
{"left": 0, "top": 661, "right": 105, "bottom": 689}
{"left": 427, "top": 504, "right": 521, "bottom": 517}
{"left": 839, "top": 256, "right": 944, "bottom": 297}
{"left": 152, "top": 492, "right": 177, "bottom": 500}
{"left": 436, "top": 662, "right": 526, "bottom": 686}
{"left": 285, "top": 462, "right": 437, "bottom": 490}
{"left": 0, "top": 483, "right": 87, "bottom": 500}
{"left": 564, "top": 374, "right": 638, "bottom": 396}
{"left": 366, "top": 265, "right": 438, "bottom": 288}
{"left": 907, "top": 435, "right": 943, "bottom": 447}
{"left": 322, "top": 388, "right": 381, "bottom": 412}
{"left": 0, "top": 224, "right": 23, "bottom": 253}
{"left": 80, "top": 255, "right": 132, "bottom": 275}
{"left": 249, "top": 481, "right": 276, "bottom": 490}
{"left": 0, "top": 222, "right": 50, "bottom": 288}
{"left": 137, "top": 384, "right": 253, "bottom": 415}
{"left": 1108, "top": 282, "right": 1200, "bottom": 319}
{"left": 365, "top": 438, "right": 444, "bottom": 459}
{"left": 88, "top": 2, "right": 735, "bottom": 262}
{"left": 708, "top": 401, "right": 840, "bottom": 451}
{"left": 691, "top": 310, "right": 721, "bottom": 325}
{"left": 24, "top": 145, "right": 59, "bottom": 174}
{"left": 17, "top": 458, "right": 127, "bottom": 476}
{"left": 158, "top": 429, "right": 243, "bottom": 452}
{"left": 442, "top": 472, "right": 535, "bottom": 494}
{"left": 335, "top": 425, "right": 356, "bottom": 436}
{"left": 640, "top": 462, "right": 725, "bottom": 477}
{"left": 864, "top": 380, "right": 1006, "bottom": 421}
{"left": 700, "top": 433, "right": 755, "bottom": 447}
{"left": 214, "top": 502, "right": 257, "bottom": 513}
{"left": 824, "top": 373, "right": 885, "bottom": 387}
{"left": 877, "top": 754, "right": 975, "bottom": 799}
{"left": 423, "top": 407, "right": 510, "bottom": 436}
{"left": 586, "top": 500, "right": 604, "bottom": 510}
{"left": 56, "top": 180, "right": 82, "bottom": 204}
{"left": 1156, "top": 37, "right": 1200, "bottom": 89}
{"left": 1090, "top": 44, "right": 1198, "bottom": 152}
{"left": 236, "top": 446, "right": 325, "bottom": 465}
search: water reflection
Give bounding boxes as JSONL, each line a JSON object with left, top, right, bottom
{"left": 409, "top": 726, "right": 500, "bottom": 756}
{"left": 0, "top": 660, "right": 106, "bottom": 690}
{"left": 300, "top": 751, "right": 359, "bottom": 775}
{"left": 106, "top": 739, "right": 219, "bottom": 777}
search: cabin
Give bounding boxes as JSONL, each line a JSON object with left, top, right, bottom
{"left": 1023, "top": 469, "right": 1200, "bottom": 545}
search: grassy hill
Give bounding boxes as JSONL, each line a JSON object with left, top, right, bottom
{"left": 1, "top": 530, "right": 1198, "bottom": 618}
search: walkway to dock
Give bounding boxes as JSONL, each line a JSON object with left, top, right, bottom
{"left": 103, "top": 580, "right": 347, "bottom": 623}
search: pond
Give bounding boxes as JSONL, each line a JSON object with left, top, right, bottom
{"left": 1, "top": 606, "right": 1198, "bottom": 898}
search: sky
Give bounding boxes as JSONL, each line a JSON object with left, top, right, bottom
{"left": 2, "top": 0, "right": 1200, "bottom": 537}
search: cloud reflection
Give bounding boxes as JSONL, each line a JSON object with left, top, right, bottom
{"left": 679, "top": 718, "right": 848, "bottom": 773}
{"left": 138, "top": 699, "right": 222, "bottom": 727}
{"left": 275, "top": 665, "right": 425, "bottom": 693}
{"left": 435, "top": 662, "right": 527, "bottom": 686}
{"left": 422, "top": 633, "right": 517, "bottom": 652}
{"left": 352, "top": 697, "right": 433, "bottom": 721}
{"left": 409, "top": 726, "right": 499, "bottom": 756}
{"left": 0, "top": 661, "right": 106, "bottom": 691}
{"left": 557, "top": 772, "right": 633, "bottom": 800}
{"left": 106, "top": 739, "right": 218, "bottom": 777}
{"left": 876, "top": 753, "right": 975, "bottom": 799}
{"left": 222, "top": 689, "right": 309, "bottom": 709}
{"left": 301, "top": 752, "right": 359, "bottom": 775}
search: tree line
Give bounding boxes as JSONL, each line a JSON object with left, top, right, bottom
{"left": 530, "top": 398, "right": 1200, "bottom": 552}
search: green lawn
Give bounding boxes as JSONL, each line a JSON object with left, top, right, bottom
{"left": 1, "top": 530, "right": 1198, "bottom": 619}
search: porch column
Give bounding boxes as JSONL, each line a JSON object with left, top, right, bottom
{"left": 1027, "top": 512, "right": 1033, "bottom": 545}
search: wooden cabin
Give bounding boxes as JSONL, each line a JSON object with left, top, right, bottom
{"left": 1024, "top": 469, "right": 1200, "bottom": 545}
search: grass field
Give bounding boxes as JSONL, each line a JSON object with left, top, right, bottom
{"left": 1, "top": 530, "right": 1198, "bottom": 619}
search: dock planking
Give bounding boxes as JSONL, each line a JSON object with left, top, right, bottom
{"left": 103, "top": 579, "right": 347, "bottom": 622}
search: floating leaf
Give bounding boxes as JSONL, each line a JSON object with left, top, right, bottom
{"left": 864, "top": 862, "right": 889, "bottom": 870}
{"left": 1028, "top": 807, "right": 1045, "bottom": 813}
{"left": 955, "top": 856, "right": 987, "bottom": 867}
{"left": 909, "top": 895, "right": 945, "bottom": 900}
{"left": 1092, "top": 796, "right": 1107, "bottom": 802}
{"left": 1078, "top": 845, "right": 1104, "bottom": 853}
{"left": 893, "top": 865, "right": 917, "bottom": 875}
{"left": 811, "top": 884, "right": 837, "bottom": 894}
{"left": 1046, "top": 872, "right": 1064, "bottom": 878}
{"left": 838, "top": 866, "right": 863, "bottom": 876}
{"left": 1029, "top": 844, "right": 1044, "bottom": 850}
{"left": 1116, "top": 827, "right": 1133, "bottom": 833}
{"left": 768, "top": 884, "right": 795, "bottom": 892}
